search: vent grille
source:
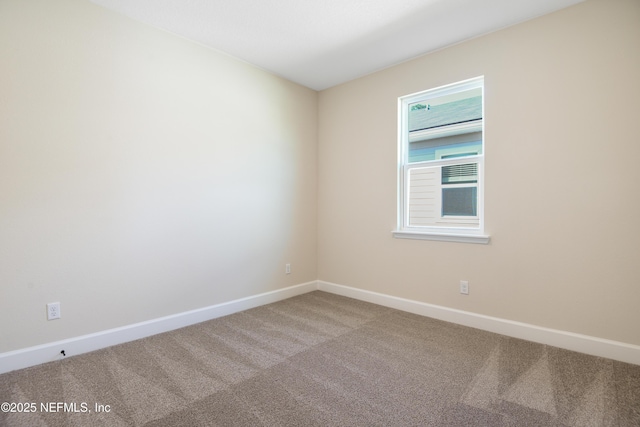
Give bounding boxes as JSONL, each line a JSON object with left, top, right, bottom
{"left": 442, "top": 163, "right": 477, "bottom": 184}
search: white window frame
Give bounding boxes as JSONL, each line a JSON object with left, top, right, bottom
{"left": 393, "top": 76, "right": 490, "bottom": 244}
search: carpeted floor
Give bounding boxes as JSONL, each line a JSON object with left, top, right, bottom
{"left": 1, "top": 291, "right": 639, "bottom": 426}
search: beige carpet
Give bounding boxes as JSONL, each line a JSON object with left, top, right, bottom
{"left": 1, "top": 291, "right": 639, "bottom": 426}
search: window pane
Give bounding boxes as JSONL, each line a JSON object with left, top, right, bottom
{"left": 442, "top": 187, "right": 477, "bottom": 217}
{"left": 408, "top": 89, "right": 481, "bottom": 130}
{"left": 408, "top": 88, "right": 482, "bottom": 163}
{"left": 407, "top": 164, "right": 480, "bottom": 227}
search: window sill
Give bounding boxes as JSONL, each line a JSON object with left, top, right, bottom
{"left": 392, "top": 230, "right": 490, "bottom": 244}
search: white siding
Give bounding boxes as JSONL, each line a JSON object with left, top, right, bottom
{"left": 408, "top": 166, "right": 479, "bottom": 228}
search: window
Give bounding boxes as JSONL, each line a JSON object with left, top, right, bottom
{"left": 394, "top": 77, "right": 489, "bottom": 244}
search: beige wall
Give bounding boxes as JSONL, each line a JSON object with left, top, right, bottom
{"left": 0, "top": 0, "right": 317, "bottom": 352}
{"left": 2, "top": 0, "right": 638, "bottom": 356}
{"left": 318, "top": 0, "right": 640, "bottom": 346}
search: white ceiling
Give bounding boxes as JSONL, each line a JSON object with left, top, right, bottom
{"left": 90, "top": 0, "right": 584, "bottom": 90}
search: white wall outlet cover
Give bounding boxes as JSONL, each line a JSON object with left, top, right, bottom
{"left": 460, "top": 281, "right": 469, "bottom": 295}
{"left": 47, "top": 302, "right": 61, "bottom": 320}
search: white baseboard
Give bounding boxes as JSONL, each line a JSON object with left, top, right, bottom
{"left": 318, "top": 281, "right": 640, "bottom": 366}
{"left": 0, "top": 281, "right": 318, "bottom": 374}
{"left": 3, "top": 280, "right": 638, "bottom": 374}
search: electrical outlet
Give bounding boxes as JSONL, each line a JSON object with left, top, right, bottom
{"left": 47, "top": 302, "right": 61, "bottom": 320}
{"left": 285, "top": 263, "right": 291, "bottom": 274}
{"left": 459, "top": 281, "right": 469, "bottom": 295}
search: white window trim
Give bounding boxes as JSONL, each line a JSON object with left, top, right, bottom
{"left": 392, "top": 230, "right": 490, "bottom": 244}
{"left": 394, "top": 76, "right": 490, "bottom": 244}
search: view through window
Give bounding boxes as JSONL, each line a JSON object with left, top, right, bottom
{"left": 396, "top": 77, "right": 487, "bottom": 243}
